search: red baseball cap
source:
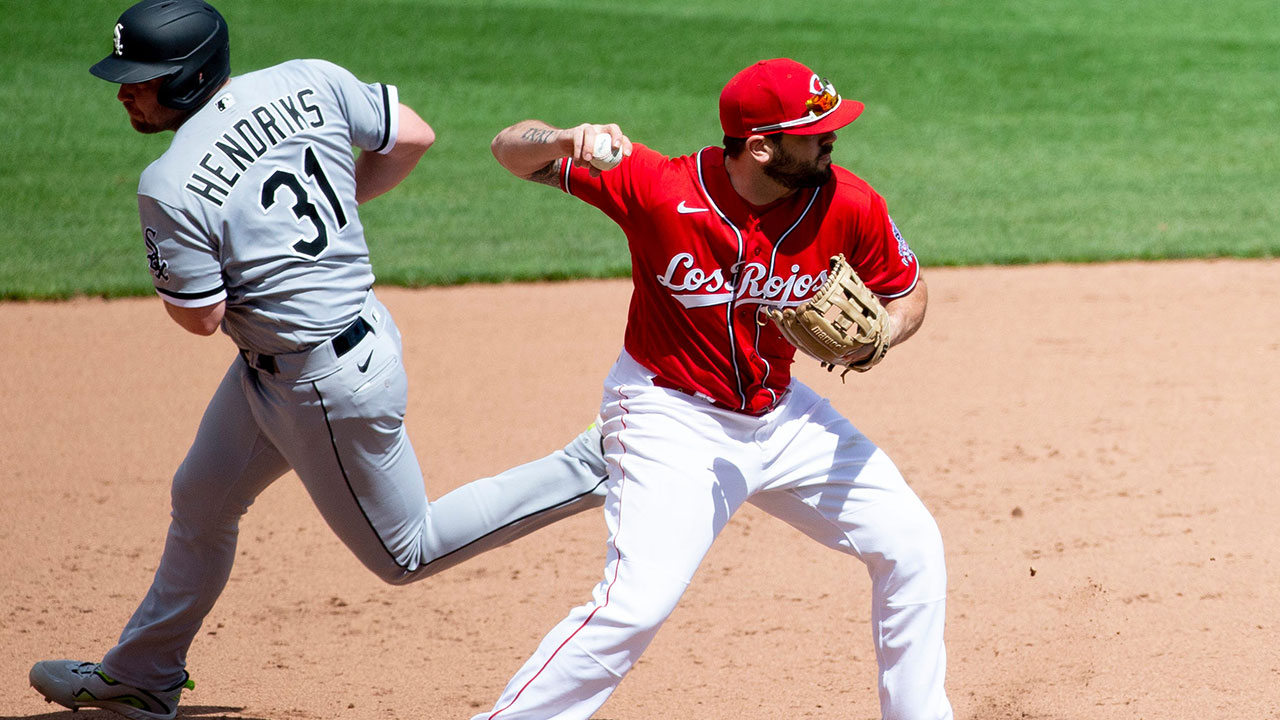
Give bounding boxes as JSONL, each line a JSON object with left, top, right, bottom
{"left": 719, "top": 58, "right": 864, "bottom": 138}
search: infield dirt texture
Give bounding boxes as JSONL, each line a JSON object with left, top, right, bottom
{"left": 3, "top": 260, "right": 1278, "bottom": 719}
{"left": 4, "top": 0, "right": 1278, "bottom": 715}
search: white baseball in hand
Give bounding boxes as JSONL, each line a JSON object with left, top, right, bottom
{"left": 590, "top": 134, "right": 623, "bottom": 171}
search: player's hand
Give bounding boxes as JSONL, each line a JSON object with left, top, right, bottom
{"left": 565, "top": 123, "right": 632, "bottom": 176}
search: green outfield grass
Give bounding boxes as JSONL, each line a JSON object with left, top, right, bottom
{"left": 1, "top": 0, "right": 1276, "bottom": 298}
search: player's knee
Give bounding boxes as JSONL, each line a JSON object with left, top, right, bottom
{"left": 871, "top": 501, "right": 947, "bottom": 601}
{"left": 363, "top": 550, "right": 455, "bottom": 586}
{"left": 612, "top": 570, "right": 686, "bottom": 635}
{"left": 374, "top": 567, "right": 416, "bottom": 586}
{"left": 563, "top": 422, "right": 609, "bottom": 478}
{"left": 624, "top": 600, "right": 676, "bottom": 636}
{"left": 358, "top": 551, "right": 428, "bottom": 585}
{"left": 169, "top": 467, "right": 249, "bottom": 530}
{"left": 894, "top": 509, "right": 945, "bottom": 575}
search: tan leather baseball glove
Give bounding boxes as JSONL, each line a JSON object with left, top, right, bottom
{"left": 764, "top": 254, "right": 892, "bottom": 377}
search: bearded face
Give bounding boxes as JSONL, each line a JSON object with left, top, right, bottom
{"left": 116, "top": 78, "right": 190, "bottom": 134}
{"left": 762, "top": 134, "right": 835, "bottom": 189}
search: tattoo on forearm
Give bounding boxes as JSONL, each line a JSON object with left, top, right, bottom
{"left": 528, "top": 159, "right": 563, "bottom": 187}
{"left": 521, "top": 128, "right": 557, "bottom": 144}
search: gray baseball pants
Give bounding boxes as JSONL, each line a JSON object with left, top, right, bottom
{"left": 101, "top": 292, "right": 608, "bottom": 689}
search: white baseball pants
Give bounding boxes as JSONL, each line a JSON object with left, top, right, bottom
{"left": 476, "top": 349, "right": 952, "bottom": 720}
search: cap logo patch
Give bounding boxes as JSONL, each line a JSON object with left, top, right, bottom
{"left": 805, "top": 77, "right": 839, "bottom": 115}
{"left": 113, "top": 23, "right": 124, "bottom": 56}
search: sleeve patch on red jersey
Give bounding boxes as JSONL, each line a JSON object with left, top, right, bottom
{"left": 891, "top": 216, "right": 915, "bottom": 266}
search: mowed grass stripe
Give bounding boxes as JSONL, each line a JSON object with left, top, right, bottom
{"left": 0, "top": 0, "right": 1274, "bottom": 297}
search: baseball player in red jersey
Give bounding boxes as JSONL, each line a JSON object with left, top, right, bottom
{"left": 482, "top": 59, "right": 952, "bottom": 720}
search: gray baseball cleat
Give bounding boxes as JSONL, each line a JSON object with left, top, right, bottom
{"left": 29, "top": 660, "right": 193, "bottom": 720}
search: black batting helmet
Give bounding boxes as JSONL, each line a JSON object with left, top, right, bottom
{"left": 90, "top": 0, "right": 230, "bottom": 111}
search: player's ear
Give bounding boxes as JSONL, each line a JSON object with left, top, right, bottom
{"left": 744, "top": 134, "right": 777, "bottom": 165}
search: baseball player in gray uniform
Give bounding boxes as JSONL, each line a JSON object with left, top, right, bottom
{"left": 28, "top": 2, "right": 608, "bottom": 718}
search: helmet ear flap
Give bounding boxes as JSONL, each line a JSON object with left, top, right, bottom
{"left": 158, "top": 39, "right": 229, "bottom": 110}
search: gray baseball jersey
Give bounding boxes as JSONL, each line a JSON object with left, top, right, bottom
{"left": 139, "top": 58, "right": 392, "bottom": 354}
{"left": 93, "top": 59, "right": 608, "bottom": 692}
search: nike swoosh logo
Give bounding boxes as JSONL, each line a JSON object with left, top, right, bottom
{"left": 676, "top": 201, "right": 708, "bottom": 214}
{"left": 357, "top": 351, "right": 373, "bottom": 373}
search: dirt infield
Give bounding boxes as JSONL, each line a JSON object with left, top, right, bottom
{"left": 2, "top": 260, "right": 1278, "bottom": 720}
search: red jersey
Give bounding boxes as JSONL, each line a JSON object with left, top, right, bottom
{"left": 561, "top": 144, "right": 918, "bottom": 415}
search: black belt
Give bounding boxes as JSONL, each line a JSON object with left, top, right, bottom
{"left": 243, "top": 316, "right": 373, "bottom": 375}
{"left": 330, "top": 315, "right": 373, "bottom": 357}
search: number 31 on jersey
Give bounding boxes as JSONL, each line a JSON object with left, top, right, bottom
{"left": 260, "top": 145, "right": 347, "bottom": 258}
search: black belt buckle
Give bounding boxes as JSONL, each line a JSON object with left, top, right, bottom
{"left": 331, "top": 316, "right": 372, "bottom": 358}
